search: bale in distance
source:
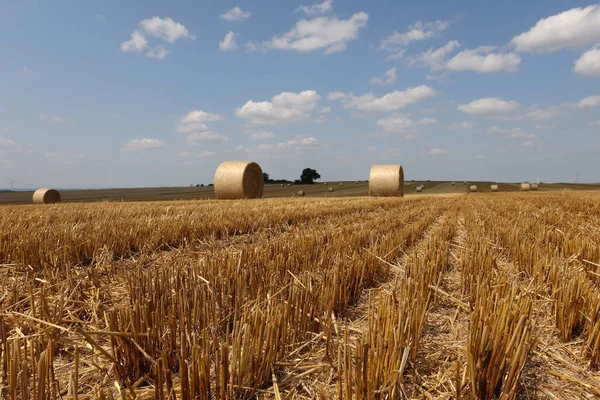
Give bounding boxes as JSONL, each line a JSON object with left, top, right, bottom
{"left": 297, "top": 190, "right": 305, "bottom": 197}
{"left": 339, "top": 182, "right": 343, "bottom": 186}
{"left": 452, "top": 182, "right": 456, "bottom": 186}
{"left": 369, "top": 164, "right": 404, "bottom": 197}
{"left": 323, "top": 182, "right": 328, "bottom": 185}
{"left": 406, "top": 182, "right": 411, "bottom": 187}
{"left": 328, "top": 187, "right": 334, "bottom": 192}
{"left": 520, "top": 182, "right": 531, "bottom": 192}
{"left": 33, "top": 188, "right": 61, "bottom": 204}
{"left": 490, "top": 184, "right": 499, "bottom": 192}
{"left": 355, "top": 181, "right": 359, "bottom": 184}
{"left": 463, "top": 181, "right": 467, "bottom": 185}
{"left": 470, "top": 185, "right": 477, "bottom": 192}
{"left": 531, "top": 183, "right": 539, "bottom": 191}
{"left": 416, "top": 186, "right": 422, "bottom": 193}
{"left": 280, "top": 184, "right": 284, "bottom": 187}
{"left": 214, "top": 161, "right": 264, "bottom": 200}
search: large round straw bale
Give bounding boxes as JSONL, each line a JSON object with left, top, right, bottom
{"left": 214, "top": 161, "right": 264, "bottom": 200}
{"left": 490, "top": 184, "right": 499, "bottom": 192}
{"left": 33, "top": 188, "right": 61, "bottom": 204}
{"left": 328, "top": 187, "right": 334, "bottom": 192}
{"left": 297, "top": 190, "right": 305, "bottom": 197}
{"left": 520, "top": 182, "right": 531, "bottom": 192}
{"left": 469, "top": 185, "right": 477, "bottom": 192}
{"left": 369, "top": 164, "right": 404, "bottom": 197}
{"left": 531, "top": 183, "right": 539, "bottom": 191}
{"left": 416, "top": 186, "right": 422, "bottom": 192}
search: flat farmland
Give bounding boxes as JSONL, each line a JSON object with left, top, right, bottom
{"left": 2, "top": 181, "right": 600, "bottom": 204}
{"left": 1, "top": 191, "right": 600, "bottom": 398}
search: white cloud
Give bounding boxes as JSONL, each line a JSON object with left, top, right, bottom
{"left": 234, "top": 145, "right": 244, "bottom": 151}
{"left": 369, "top": 67, "right": 397, "bottom": 85}
{"left": 427, "top": 148, "right": 449, "bottom": 155}
{"left": 295, "top": 0, "right": 333, "bottom": 15}
{"left": 506, "top": 131, "right": 535, "bottom": 139}
{"left": 578, "top": 95, "right": 600, "bottom": 108}
{"left": 179, "top": 151, "right": 216, "bottom": 157}
{"left": 589, "top": 120, "right": 600, "bottom": 127}
{"left": 446, "top": 47, "right": 521, "bottom": 73}
{"left": 187, "top": 132, "right": 229, "bottom": 144}
{"left": 146, "top": 45, "right": 169, "bottom": 59}
{"left": 236, "top": 90, "right": 321, "bottom": 125}
{"left": 249, "top": 131, "right": 276, "bottom": 140}
{"left": 139, "top": 17, "right": 194, "bottom": 43}
{"left": 521, "top": 140, "right": 534, "bottom": 147}
{"left": 198, "top": 151, "right": 216, "bottom": 157}
{"left": 380, "top": 20, "right": 450, "bottom": 57}
{"left": 409, "top": 40, "right": 460, "bottom": 70}
{"left": 327, "top": 85, "right": 438, "bottom": 112}
{"left": 425, "top": 73, "right": 449, "bottom": 82}
{"left": 245, "top": 41, "right": 258, "bottom": 52}
{"left": 448, "top": 122, "right": 475, "bottom": 130}
{"left": 120, "top": 31, "right": 148, "bottom": 52}
{"left": 220, "top": 7, "right": 251, "bottom": 21}
{"left": 181, "top": 110, "right": 226, "bottom": 124}
{"left": 256, "top": 136, "right": 319, "bottom": 153}
{"left": 0, "top": 138, "right": 17, "bottom": 149}
{"left": 574, "top": 46, "right": 600, "bottom": 76}
{"left": 475, "top": 154, "right": 486, "bottom": 159}
{"left": 410, "top": 42, "right": 520, "bottom": 73}
{"left": 457, "top": 98, "right": 520, "bottom": 118}
{"left": 124, "top": 138, "right": 164, "bottom": 150}
{"left": 219, "top": 31, "right": 238, "bottom": 51}
{"left": 314, "top": 115, "right": 328, "bottom": 123}
{"left": 486, "top": 126, "right": 535, "bottom": 139}
{"left": 319, "top": 106, "right": 331, "bottom": 113}
{"left": 511, "top": 5, "right": 600, "bottom": 53}
{"left": 376, "top": 115, "right": 437, "bottom": 132}
{"left": 267, "top": 12, "right": 368, "bottom": 54}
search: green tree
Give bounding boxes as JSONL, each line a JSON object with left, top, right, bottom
{"left": 300, "top": 168, "right": 321, "bottom": 184}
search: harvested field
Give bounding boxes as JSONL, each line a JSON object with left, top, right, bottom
{"left": 1, "top": 191, "right": 600, "bottom": 398}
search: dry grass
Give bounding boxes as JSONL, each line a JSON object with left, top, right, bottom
{"left": 1, "top": 192, "right": 600, "bottom": 398}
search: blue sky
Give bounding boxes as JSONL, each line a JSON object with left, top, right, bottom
{"left": 1, "top": 0, "right": 600, "bottom": 188}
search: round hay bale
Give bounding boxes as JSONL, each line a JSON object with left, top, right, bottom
{"left": 33, "top": 188, "right": 61, "bottom": 204}
{"left": 339, "top": 182, "right": 343, "bottom": 186}
{"left": 531, "top": 183, "right": 539, "bottom": 191}
{"left": 328, "top": 187, "right": 334, "bottom": 192}
{"left": 452, "top": 182, "right": 455, "bottom": 186}
{"left": 297, "top": 190, "right": 305, "bottom": 197}
{"left": 490, "top": 184, "right": 499, "bottom": 192}
{"left": 405, "top": 182, "right": 411, "bottom": 187}
{"left": 469, "top": 185, "right": 477, "bottom": 192}
{"left": 323, "top": 182, "right": 328, "bottom": 185}
{"left": 520, "top": 182, "right": 531, "bottom": 192}
{"left": 355, "top": 181, "right": 359, "bottom": 184}
{"left": 214, "top": 161, "right": 264, "bottom": 200}
{"left": 287, "top": 183, "right": 292, "bottom": 187}
{"left": 463, "top": 181, "right": 467, "bottom": 185}
{"left": 369, "top": 164, "right": 404, "bottom": 197}
{"left": 416, "top": 186, "right": 422, "bottom": 193}
{"left": 280, "top": 184, "right": 284, "bottom": 187}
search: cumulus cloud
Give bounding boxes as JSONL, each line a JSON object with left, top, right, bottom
{"left": 575, "top": 46, "right": 600, "bottom": 76}
{"left": 187, "top": 132, "right": 229, "bottom": 144}
{"left": 123, "top": 138, "right": 164, "bottom": 150}
{"left": 369, "top": 67, "right": 397, "bottom": 85}
{"left": 448, "top": 122, "right": 475, "bottom": 130}
{"left": 256, "top": 136, "right": 319, "bottom": 153}
{"left": 249, "top": 131, "right": 276, "bottom": 140}
{"left": 220, "top": 6, "right": 251, "bottom": 21}
{"left": 177, "top": 109, "right": 225, "bottom": 133}
{"left": 457, "top": 98, "right": 521, "bottom": 118}
{"left": 376, "top": 115, "right": 437, "bottom": 132}
{"left": 511, "top": 5, "right": 600, "bottom": 52}
{"left": 327, "top": 85, "right": 438, "bottom": 112}
{"left": 410, "top": 41, "right": 520, "bottom": 73}
{"left": 146, "top": 45, "right": 169, "bottom": 59}
{"left": 380, "top": 20, "right": 449, "bottom": 58}
{"left": 120, "top": 17, "right": 193, "bottom": 59}
{"left": 485, "top": 126, "right": 535, "bottom": 139}
{"left": 427, "top": 148, "right": 449, "bottom": 155}
{"left": 267, "top": 12, "right": 368, "bottom": 54}
{"left": 139, "top": 17, "right": 194, "bottom": 42}
{"left": 589, "top": 120, "right": 600, "bottom": 127}
{"left": 236, "top": 90, "right": 321, "bottom": 125}
{"left": 295, "top": 0, "right": 333, "bottom": 15}
{"left": 219, "top": 31, "right": 237, "bottom": 51}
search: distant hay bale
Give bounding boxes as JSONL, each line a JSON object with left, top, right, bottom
{"left": 287, "top": 184, "right": 292, "bottom": 187}
{"left": 531, "top": 183, "right": 539, "bottom": 191}
{"left": 470, "top": 185, "right": 477, "bottom": 192}
{"left": 214, "top": 160, "right": 264, "bottom": 200}
{"left": 355, "top": 181, "right": 359, "bottom": 184}
{"left": 323, "top": 182, "right": 328, "bottom": 185}
{"left": 520, "top": 182, "right": 531, "bottom": 192}
{"left": 369, "top": 164, "right": 404, "bottom": 197}
{"left": 339, "top": 182, "right": 343, "bottom": 186}
{"left": 33, "top": 188, "right": 61, "bottom": 204}
{"left": 297, "top": 190, "right": 305, "bottom": 197}
{"left": 452, "top": 182, "right": 455, "bottom": 186}
{"left": 490, "top": 184, "right": 499, "bottom": 192}
{"left": 406, "top": 182, "right": 411, "bottom": 187}
{"left": 416, "top": 186, "right": 422, "bottom": 193}
{"left": 328, "top": 187, "right": 334, "bottom": 192}
{"left": 280, "top": 184, "right": 284, "bottom": 187}
{"left": 463, "top": 181, "right": 467, "bottom": 185}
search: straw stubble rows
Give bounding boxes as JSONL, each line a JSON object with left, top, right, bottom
{"left": 1, "top": 192, "right": 599, "bottom": 398}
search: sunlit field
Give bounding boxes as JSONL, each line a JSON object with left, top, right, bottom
{"left": 2, "top": 191, "right": 600, "bottom": 398}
